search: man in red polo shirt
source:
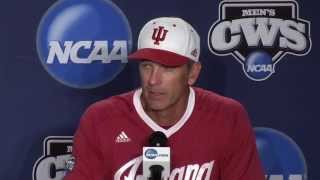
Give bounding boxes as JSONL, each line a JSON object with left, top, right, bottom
{"left": 64, "top": 17, "right": 265, "bottom": 180}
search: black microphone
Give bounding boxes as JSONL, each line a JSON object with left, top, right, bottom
{"left": 148, "top": 165, "right": 164, "bottom": 180}
{"left": 143, "top": 131, "right": 170, "bottom": 180}
{"left": 149, "top": 131, "right": 168, "bottom": 147}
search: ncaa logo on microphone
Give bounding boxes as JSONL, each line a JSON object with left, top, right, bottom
{"left": 254, "top": 127, "right": 307, "bottom": 180}
{"left": 37, "top": 0, "right": 132, "bottom": 88}
{"left": 208, "top": 0, "right": 312, "bottom": 81}
{"left": 145, "top": 148, "right": 158, "bottom": 159}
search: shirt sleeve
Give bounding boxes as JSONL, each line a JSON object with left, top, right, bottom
{"left": 64, "top": 105, "right": 107, "bottom": 180}
{"left": 220, "top": 103, "right": 265, "bottom": 180}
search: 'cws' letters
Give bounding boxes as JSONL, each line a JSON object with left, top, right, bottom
{"left": 208, "top": 0, "right": 311, "bottom": 81}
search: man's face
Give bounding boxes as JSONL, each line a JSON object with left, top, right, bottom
{"left": 139, "top": 61, "right": 200, "bottom": 112}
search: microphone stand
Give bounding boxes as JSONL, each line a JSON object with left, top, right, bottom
{"left": 148, "top": 165, "right": 164, "bottom": 180}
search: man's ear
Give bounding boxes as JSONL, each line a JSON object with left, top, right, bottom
{"left": 188, "top": 63, "right": 202, "bottom": 86}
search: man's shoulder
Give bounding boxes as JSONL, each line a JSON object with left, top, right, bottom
{"left": 193, "top": 87, "right": 251, "bottom": 135}
{"left": 193, "top": 87, "right": 243, "bottom": 110}
{"left": 88, "top": 90, "right": 135, "bottom": 112}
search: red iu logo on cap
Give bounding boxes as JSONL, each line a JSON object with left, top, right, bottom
{"left": 152, "top": 26, "right": 168, "bottom": 45}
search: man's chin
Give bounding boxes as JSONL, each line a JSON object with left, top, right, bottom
{"left": 145, "top": 102, "right": 168, "bottom": 112}
{"left": 141, "top": 93, "right": 169, "bottom": 111}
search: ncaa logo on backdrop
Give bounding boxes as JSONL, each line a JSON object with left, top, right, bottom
{"left": 208, "top": 0, "right": 311, "bottom": 81}
{"left": 37, "top": 0, "right": 132, "bottom": 88}
{"left": 254, "top": 127, "right": 307, "bottom": 180}
{"left": 33, "top": 136, "right": 74, "bottom": 180}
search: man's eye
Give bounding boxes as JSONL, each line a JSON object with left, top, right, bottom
{"left": 141, "top": 63, "right": 152, "bottom": 69}
{"left": 142, "top": 64, "right": 151, "bottom": 68}
{"left": 162, "top": 66, "right": 176, "bottom": 72}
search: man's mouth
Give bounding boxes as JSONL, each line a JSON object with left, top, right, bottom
{"left": 148, "top": 90, "right": 165, "bottom": 98}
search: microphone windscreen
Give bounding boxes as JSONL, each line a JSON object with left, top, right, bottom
{"left": 149, "top": 131, "right": 167, "bottom": 147}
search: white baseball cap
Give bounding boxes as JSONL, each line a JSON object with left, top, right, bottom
{"left": 128, "top": 17, "right": 200, "bottom": 66}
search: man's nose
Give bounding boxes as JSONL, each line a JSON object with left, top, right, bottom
{"left": 148, "top": 68, "right": 162, "bottom": 86}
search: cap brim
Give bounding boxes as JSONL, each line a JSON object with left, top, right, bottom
{"left": 128, "top": 48, "right": 189, "bottom": 67}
